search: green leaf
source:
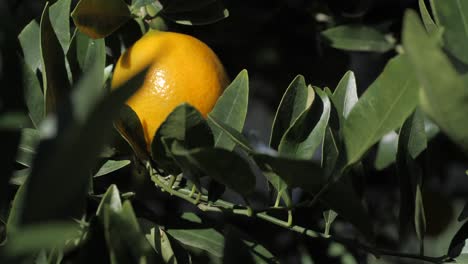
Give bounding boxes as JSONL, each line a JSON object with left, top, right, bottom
{"left": 0, "top": 113, "right": 32, "bottom": 131}
{"left": 414, "top": 184, "right": 426, "bottom": 246}
{"left": 343, "top": 55, "right": 419, "bottom": 165}
{"left": 97, "top": 185, "right": 122, "bottom": 216}
{"left": 331, "top": 71, "right": 358, "bottom": 124}
{"left": 270, "top": 75, "right": 312, "bottom": 150}
{"left": 94, "top": 160, "right": 131, "bottom": 177}
{"left": 374, "top": 131, "right": 398, "bottom": 170}
{"left": 321, "top": 25, "right": 394, "bottom": 53}
{"left": 403, "top": 10, "right": 468, "bottom": 152}
{"left": 418, "top": 0, "right": 438, "bottom": 36}
{"left": 322, "top": 127, "right": 339, "bottom": 177}
{"left": 448, "top": 219, "right": 468, "bottom": 258}
{"left": 40, "top": 3, "right": 71, "bottom": 115}
{"left": 72, "top": 54, "right": 106, "bottom": 123}
{"left": 223, "top": 227, "right": 255, "bottom": 264}
{"left": 18, "top": 21, "right": 41, "bottom": 72}
{"left": 22, "top": 62, "right": 44, "bottom": 128}
{"left": 278, "top": 88, "right": 331, "bottom": 160}
{"left": 71, "top": 0, "right": 131, "bottom": 39}
{"left": 50, "top": 0, "right": 71, "bottom": 53}
{"left": 172, "top": 144, "right": 256, "bottom": 197}
{"left": 167, "top": 213, "right": 224, "bottom": 258}
{"left": 6, "top": 183, "right": 27, "bottom": 231}
{"left": 207, "top": 115, "right": 253, "bottom": 153}
{"left": 2, "top": 222, "right": 81, "bottom": 257}
{"left": 430, "top": 0, "right": 468, "bottom": 64}
{"left": 16, "top": 128, "right": 40, "bottom": 167}
{"left": 162, "top": 1, "right": 229, "bottom": 26}
{"left": 208, "top": 70, "right": 248, "bottom": 151}
{"left": 260, "top": 169, "right": 291, "bottom": 208}
{"left": 323, "top": 210, "right": 338, "bottom": 236}
{"left": 19, "top": 69, "right": 144, "bottom": 225}
{"left": 152, "top": 103, "right": 214, "bottom": 175}
{"left": 253, "top": 154, "right": 373, "bottom": 240}
{"left": 114, "top": 105, "right": 149, "bottom": 161}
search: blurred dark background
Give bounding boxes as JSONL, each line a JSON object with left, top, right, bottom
{"left": 3, "top": 0, "right": 468, "bottom": 263}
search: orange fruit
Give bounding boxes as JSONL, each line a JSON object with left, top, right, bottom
{"left": 111, "top": 31, "right": 229, "bottom": 146}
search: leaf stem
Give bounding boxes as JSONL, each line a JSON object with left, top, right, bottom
{"left": 147, "top": 166, "right": 448, "bottom": 263}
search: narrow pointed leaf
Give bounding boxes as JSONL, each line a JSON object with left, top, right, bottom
{"left": 331, "top": 71, "right": 358, "bottom": 122}
{"left": 50, "top": 0, "right": 71, "bottom": 53}
{"left": 418, "top": 0, "right": 438, "bottom": 35}
{"left": 208, "top": 115, "right": 253, "bottom": 153}
{"left": 22, "top": 62, "right": 44, "bottom": 128}
{"left": 94, "top": 160, "right": 131, "bottom": 177}
{"left": 270, "top": 75, "right": 312, "bottom": 150}
{"left": 208, "top": 70, "right": 248, "bottom": 151}
{"left": 343, "top": 55, "right": 419, "bottom": 165}
{"left": 18, "top": 21, "right": 41, "bottom": 72}
{"left": 321, "top": 25, "right": 394, "bottom": 53}
{"left": 114, "top": 105, "right": 149, "bottom": 162}
{"left": 403, "top": 10, "right": 468, "bottom": 152}
{"left": 40, "top": 3, "right": 71, "bottom": 115}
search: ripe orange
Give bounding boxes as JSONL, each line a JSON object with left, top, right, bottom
{"left": 111, "top": 31, "right": 229, "bottom": 146}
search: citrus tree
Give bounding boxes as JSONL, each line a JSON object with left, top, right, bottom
{"left": 1, "top": 0, "right": 468, "bottom": 263}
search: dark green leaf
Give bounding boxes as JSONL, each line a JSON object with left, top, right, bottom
{"left": 414, "top": 184, "right": 426, "bottom": 246}
{"left": 430, "top": 0, "right": 468, "bottom": 64}
{"left": 278, "top": 88, "right": 331, "bottom": 160}
{"left": 223, "top": 227, "right": 255, "bottom": 264}
{"left": 22, "top": 62, "right": 44, "bottom": 128}
{"left": 331, "top": 71, "right": 358, "bottom": 124}
{"left": 40, "top": 3, "right": 71, "bottom": 115}
{"left": 374, "top": 131, "right": 398, "bottom": 170}
{"left": 270, "top": 75, "right": 312, "bottom": 150}
{"left": 321, "top": 25, "right": 394, "bottom": 53}
{"left": 71, "top": 0, "right": 131, "bottom": 39}
{"left": 6, "top": 183, "right": 27, "bottom": 231}
{"left": 254, "top": 154, "right": 373, "bottom": 240}
{"left": 172, "top": 144, "right": 256, "bottom": 196}
{"left": 323, "top": 210, "right": 338, "bottom": 236}
{"left": 403, "top": 10, "right": 468, "bottom": 152}
{"left": 2, "top": 222, "right": 81, "bottom": 257}
{"left": 152, "top": 103, "right": 213, "bottom": 175}
{"left": 94, "top": 160, "right": 131, "bottom": 177}
{"left": 50, "top": 0, "right": 71, "bottom": 53}
{"left": 448, "top": 220, "right": 468, "bottom": 258}
{"left": 0, "top": 113, "right": 31, "bottom": 131}
{"left": 322, "top": 127, "right": 339, "bottom": 177}
{"left": 114, "top": 105, "right": 149, "bottom": 161}
{"left": 163, "top": 1, "right": 229, "bottom": 25}
{"left": 19, "top": 69, "right": 144, "bottom": 225}
{"left": 343, "top": 55, "right": 419, "bottom": 165}
{"left": 208, "top": 70, "right": 248, "bottom": 151}
{"left": 18, "top": 21, "right": 41, "bottom": 72}
{"left": 167, "top": 213, "right": 224, "bottom": 258}
{"left": 16, "top": 128, "right": 40, "bottom": 167}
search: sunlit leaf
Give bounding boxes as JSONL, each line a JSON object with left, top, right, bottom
{"left": 208, "top": 70, "right": 248, "bottom": 151}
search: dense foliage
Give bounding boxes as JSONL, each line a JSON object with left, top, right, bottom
{"left": 1, "top": 0, "right": 468, "bottom": 263}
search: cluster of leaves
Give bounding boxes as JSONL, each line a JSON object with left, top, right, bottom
{"left": 1, "top": 0, "right": 468, "bottom": 263}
